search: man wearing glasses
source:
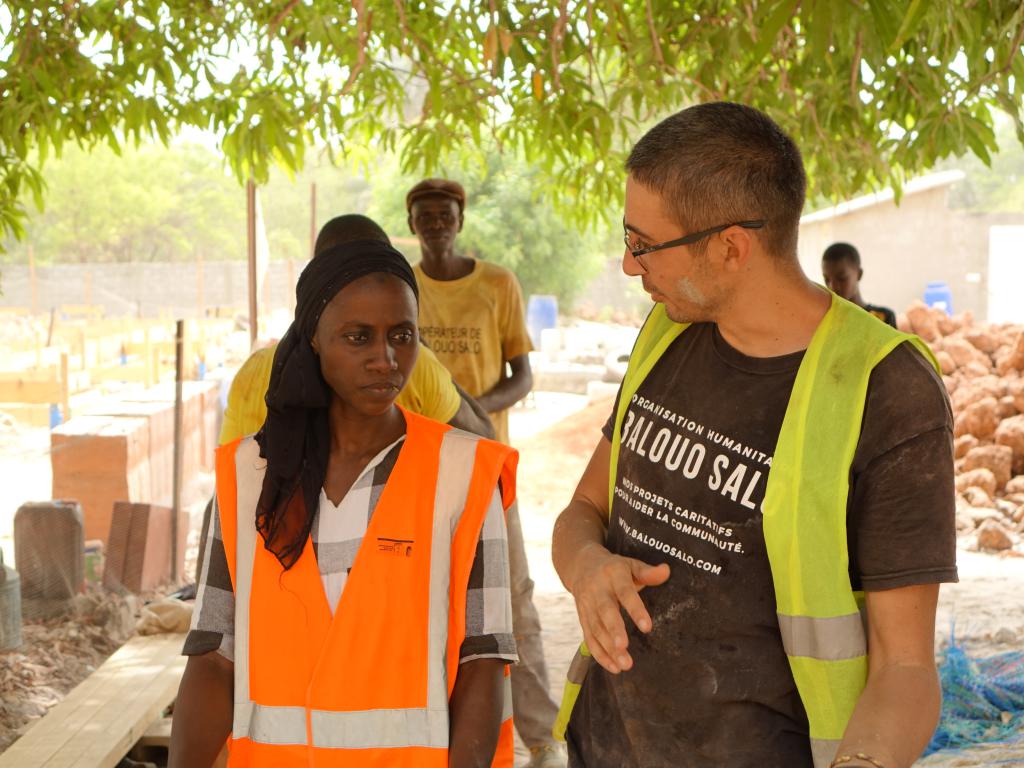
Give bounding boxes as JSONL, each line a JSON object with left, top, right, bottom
{"left": 552, "top": 103, "right": 956, "bottom": 768}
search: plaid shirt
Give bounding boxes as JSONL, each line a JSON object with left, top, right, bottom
{"left": 185, "top": 438, "right": 517, "bottom": 664}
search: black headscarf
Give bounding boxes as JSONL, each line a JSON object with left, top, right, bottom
{"left": 254, "top": 239, "right": 418, "bottom": 569}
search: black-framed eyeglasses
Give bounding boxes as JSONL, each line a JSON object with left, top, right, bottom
{"left": 623, "top": 219, "right": 765, "bottom": 261}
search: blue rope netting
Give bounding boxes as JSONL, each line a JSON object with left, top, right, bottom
{"left": 924, "top": 637, "right": 1024, "bottom": 756}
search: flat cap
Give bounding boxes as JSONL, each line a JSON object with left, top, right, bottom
{"left": 406, "top": 178, "right": 466, "bottom": 212}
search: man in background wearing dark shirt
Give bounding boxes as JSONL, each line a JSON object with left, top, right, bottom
{"left": 551, "top": 103, "right": 956, "bottom": 768}
{"left": 822, "top": 241, "right": 898, "bottom": 327}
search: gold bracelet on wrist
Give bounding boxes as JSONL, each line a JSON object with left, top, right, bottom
{"left": 829, "top": 753, "right": 886, "bottom": 768}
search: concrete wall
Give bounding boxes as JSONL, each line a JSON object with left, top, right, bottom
{"left": 0, "top": 260, "right": 305, "bottom": 319}
{"left": 798, "top": 186, "right": 1024, "bottom": 322}
{"left": 6, "top": 184, "right": 1022, "bottom": 325}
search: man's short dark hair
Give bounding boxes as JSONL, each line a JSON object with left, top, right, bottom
{"left": 625, "top": 102, "right": 806, "bottom": 259}
{"left": 821, "top": 242, "right": 861, "bottom": 268}
{"left": 314, "top": 214, "right": 390, "bottom": 256}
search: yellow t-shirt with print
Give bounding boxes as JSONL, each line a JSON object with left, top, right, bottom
{"left": 218, "top": 341, "right": 462, "bottom": 444}
{"left": 413, "top": 259, "right": 533, "bottom": 444}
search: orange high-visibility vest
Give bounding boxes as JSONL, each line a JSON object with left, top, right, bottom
{"left": 215, "top": 408, "right": 517, "bottom": 767}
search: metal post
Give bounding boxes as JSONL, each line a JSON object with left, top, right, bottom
{"left": 196, "top": 248, "right": 205, "bottom": 317}
{"left": 287, "top": 260, "right": 296, "bottom": 314}
{"left": 171, "top": 319, "right": 184, "bottom": 583}
{"left": 28, "top": 245, "right": 38, "bottom": 315}
{"left": 247, "top": 180, "right": 258, "bottom": 349}
{"left": 60, "top": 351, "right": 69, "bottom": 423}
{"left": 310, "top": 182, "right": 317, "bottom": 258}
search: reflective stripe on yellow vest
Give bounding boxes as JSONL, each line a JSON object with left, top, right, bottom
{"left": 216, "top": 408, "right": 517, "bottom": 767}
{"left": 554, "top": 294, "right": 937, "bottom": 767}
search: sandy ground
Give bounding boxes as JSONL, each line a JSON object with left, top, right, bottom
{"left": 1, "top": 392, "right": 1023, "bottom": 764}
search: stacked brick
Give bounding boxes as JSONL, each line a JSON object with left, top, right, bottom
{"left": 104, "top": 501, "right": 189, "bottom": 592}
{"left": 899, "top": 300, "right": 1024, "bottom": 553}
{"left": 50, "top": 380, "right": 221, "bottom": 545}
{"left": 50, "top": 416, "right": 151, "bottom": 543}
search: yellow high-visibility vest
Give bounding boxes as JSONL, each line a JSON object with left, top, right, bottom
{"left": 554, "top": 293, "right": 937, "bottom": 768}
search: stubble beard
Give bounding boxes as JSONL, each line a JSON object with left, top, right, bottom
{"left": 663, "top": 275, "right": 714, "bottom": 324}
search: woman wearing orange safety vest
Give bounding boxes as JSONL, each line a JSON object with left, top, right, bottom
{"left": 170, "top": 238, "right": 518, "bottom": 768}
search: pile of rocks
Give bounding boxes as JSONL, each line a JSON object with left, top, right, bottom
{"left": 899, "top": 301, "right": 1024, "bottom": 553}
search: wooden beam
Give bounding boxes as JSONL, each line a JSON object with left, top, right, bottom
{"left": 310, "top": 181, "right": 317, "bottom": 258}
{"left": 247, "top": 179, "right": 258, "bottom": 349}
{"left": 0, "top": 376, "right": 64, "bottom": 405}
{"left": 60, "top": 351, "right": 70, "bottom": 421}
{"left": 0, "top": 633, "right": 187, "bottom": 768}
{"left": 28, "top": 244, "right": 37, "bottom": 315}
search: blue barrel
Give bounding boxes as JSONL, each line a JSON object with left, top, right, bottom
{"left": 924, "top": 281, "right": 953, "bottom": 315}
{"left": 49, "top": 403, "right": 63, "bottom": 430}
{"left": 526, "top": 295, "right": 558, "bottom": 347}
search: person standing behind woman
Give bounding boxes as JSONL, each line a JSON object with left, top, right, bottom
{"left": 170, "top": 239, "right": 518, "bottom": 767}
{"left": 408, "top": 179, "right": 567, "bottom": 768}
{"left": 821, "top": 242, "right": 897, "bottom": 327}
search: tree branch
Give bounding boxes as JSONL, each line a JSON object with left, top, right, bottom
{"left": 850, "top": 29, "right": 862, "bottom": 103}
{"left": 550, "top": 0, "right": 570, "bottom": 91}
{"left": 645, "top": 0, "right": 666, "bottom": 71}
{"left": 268, "top": 0, "right": 301, "bottom": 40}
{"left": 968, "top": 18, "right": 1024, "bottom": 96}
{"left": 340, "top": 0, "right": 369, "bottom": 96}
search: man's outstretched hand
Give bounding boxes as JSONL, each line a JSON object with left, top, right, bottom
{"left": 568, "top": 543, "right": 670, "bottom": 674}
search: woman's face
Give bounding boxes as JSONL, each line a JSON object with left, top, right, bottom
{"left": 311, "top": 273, "right": 419, "bottom": 418}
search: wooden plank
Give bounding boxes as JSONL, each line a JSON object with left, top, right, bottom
{"left": 0, "top": 633, "right": 179, "bottom": 767}
{"left": 60, "top": 633, "right": 185, "bottom": 768}
{"left": 0, "top": 375, "right": 64, "bottom": 404}
{"left": 89, "top": 361, "right": 152, "bottom": 384}
{"left": 60, "top": 352, "right": 70, "bottom": 421}
{"left": 138, "top": 717, "right": 172, "bottom": 749}
{"left": 0, "top": 633, "right": 186, "bottom": 768}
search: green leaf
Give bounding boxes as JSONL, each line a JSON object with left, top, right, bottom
{"left": 867, "top": 0, "right": 900, "bottom": 50}
{"left": 751, "top": 0, "right": 800, "bottom": 64}
{"left": 809, "top": 0, "right": 833, "bottom": 59}
{"left": 890, "top": 0, "right": 929, "bottom": 52}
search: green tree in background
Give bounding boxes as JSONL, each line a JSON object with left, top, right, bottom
{"left": 369, "top": 152, "right": 611, "bottom": 305}
{"left": 2, "top": 1, "right": 1022, "bottom": 246}
{"left": 0, "top": 142, "right": 244, "bottom": 264}
{"left": 1, "top": 140, "right": 612, "bottom": 307}
{"left": 945, "top": 115, "right": 1024, "bottom": 213}
{"left": 0, "top": 142, "right": 375, "bottom": 267}
{"left": 260, "top": 162, "right": 371, "bottom": 262}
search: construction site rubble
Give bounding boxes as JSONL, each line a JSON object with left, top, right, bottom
{"left": 0, "top": 587, "right": 137, "bottom": 751}
{"left": 900, "top": 301, "right": 1024, "bottom": 554}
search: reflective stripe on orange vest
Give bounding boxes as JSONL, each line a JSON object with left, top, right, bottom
{"left": 216, "top": 409, "right": 516, "bottom": 767}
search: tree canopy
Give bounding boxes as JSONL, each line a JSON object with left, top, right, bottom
{"left": 2, "top": 0, "right": 1023, "bottom": 243}
{"left": 0, "top": 140, "right": 610, "bottom": 306}
{"left": 0, "top": 142, "right": 245, "bottom": 263}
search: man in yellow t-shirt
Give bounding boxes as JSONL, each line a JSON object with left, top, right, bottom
{"left": 219, "top": 214, "right": 494, "bottom": 444}
{"left": 407, "top": 178, "right": 534, "bottom": 445}
{"left": 220, "top": 340, "right": 483, "bottom": 443}
{"left": 407, "top": 179, "right": 565, "bottom": 768}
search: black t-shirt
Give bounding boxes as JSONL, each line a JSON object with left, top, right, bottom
{"left": 567, "top": 323, "right": 957, "bottom": 768}
{"left": 864, "top": 303, "right": 897, "bottom": 328}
